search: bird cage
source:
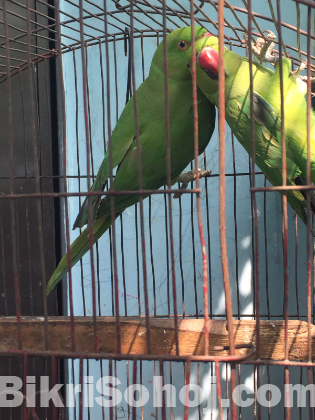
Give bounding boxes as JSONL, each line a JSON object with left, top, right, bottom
{"left": 0, "top": 0, "right": 315, "bottom": 419}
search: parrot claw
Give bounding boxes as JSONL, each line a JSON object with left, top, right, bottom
{"left": 291, "top": 60, "right": 307, "bottom": 78}
{"left": 173, "top": 168, "right": 211, "bottom": 199}
{"left": 291, "top": 60, "right": 315, "bottom": 90}
{"left": 291, "top": 59, "right": 315, "bottom": 84}
{"left": 243, "top": 30, "right": 278, "bottom": 64}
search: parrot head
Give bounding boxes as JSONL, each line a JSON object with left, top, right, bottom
{"left": 151, "top": 26, "right": 215, "bottom": 81}
{"left": 181, "top": 27, "right": 220, "bottom": 94}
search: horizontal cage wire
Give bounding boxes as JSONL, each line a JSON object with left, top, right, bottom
{"left": 1, "top": 0, "right": 315, "bottom": 419}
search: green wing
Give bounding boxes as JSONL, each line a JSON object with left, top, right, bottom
{"left": 73, "top": 96, "right": 136, "bottom": 229}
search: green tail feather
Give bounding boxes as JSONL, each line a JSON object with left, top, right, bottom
{"left": 47, "top": 213, "right": 120, "bottom": 295}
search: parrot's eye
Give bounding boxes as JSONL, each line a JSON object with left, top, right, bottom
{"left": 177, "top": 40, "right": 188, "bottom": 50}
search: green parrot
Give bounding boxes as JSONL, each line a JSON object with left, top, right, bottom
{"left": 46, "top": 26, "right": 216, "bottom": 295}
{"left": 185, "top": 28, "right": 315, "bottom": 227}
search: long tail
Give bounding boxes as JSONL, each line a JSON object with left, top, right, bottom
{"left": 46, "top": 213, "right": 120, "bottom": 295}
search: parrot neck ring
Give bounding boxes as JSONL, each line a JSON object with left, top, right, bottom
{"left": 200, "top": 31, "right": 214, "bottom": 39}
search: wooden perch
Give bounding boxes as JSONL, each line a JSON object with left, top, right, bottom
{"left": 0, "top": 317, "right": 314, "bottom": 361}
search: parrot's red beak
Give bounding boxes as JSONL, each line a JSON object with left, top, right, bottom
{"left": 197, "top": 47, "right": 219, "bottom": 80}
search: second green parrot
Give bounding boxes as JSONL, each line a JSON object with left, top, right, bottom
{"left": 186, "top": 28, "right": 315, "bottom": 227}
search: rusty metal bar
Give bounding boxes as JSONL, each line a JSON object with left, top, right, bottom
{"left": 293, "top": 0, "right": 315, "bottom": 7}
{"left": 55, "top": 0, "right": 76, "bottom": 352}
{"left": 79, "top": 0, "right": 98, "bottom": 353}
{"left": 103, "top": 0, "right": 121, "bottom": 354}
{"left": 251, "top": 185, "right": 315, "bottom": 192}
{"left": 161, "top": 0, "right": 179, "bottom": 356}
{"left": 183, "top": 360, "right": 191, "bottom": 420}
{"left": 130, "top": 0, "right": 152, "bottom": 355}
{"left": 0, "top": 188, "right": 203, "bottom": 199}
{"left": 159, "top": 360, "right": 166, "bottom": 420}
{"left": 132, "top": 359, "right": 137, "bottom": 420}
{"left": 215, "top": 361, "right": 223, "bottom": 420}
{"left": 108, "top": 359, "right": 113, "bottom": 420}
{"left": 2, "top": 0, "right": 22, "bottom": 350}
{"left": 276, "top": 1, "right": 290, "bottom": 418}
{"left": 26, "top": 0, "right": 49, "bottom": 351}
{"left": 306, "top": 4, "right": 312, "bottom": 367}
{"left": 217, "top": 0, "right": 237, "bottom": 418}
{"left": 190, "top": 0, "right": 210, "bottom": 356}
{"left": 247, "top": 1, "right": 261, "bottom": 419}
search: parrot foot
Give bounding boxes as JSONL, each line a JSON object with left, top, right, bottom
{"left": 291, "top": 60, "right": 315, "bottom": 90}
{"left": 291, "top": 60, "right": 306, "bottom": 77}
{"left": 173, "top": 169, "right": 211, "bottom": 199}
{"left": 291, "top": 60, "right": 315, "bottom": 83}
{"left": 243, "top": 30, "right": 277, "bottom": 64}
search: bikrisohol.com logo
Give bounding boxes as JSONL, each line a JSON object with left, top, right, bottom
{"left": 0, "top": 376, "right": 314, "bottom": 409}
